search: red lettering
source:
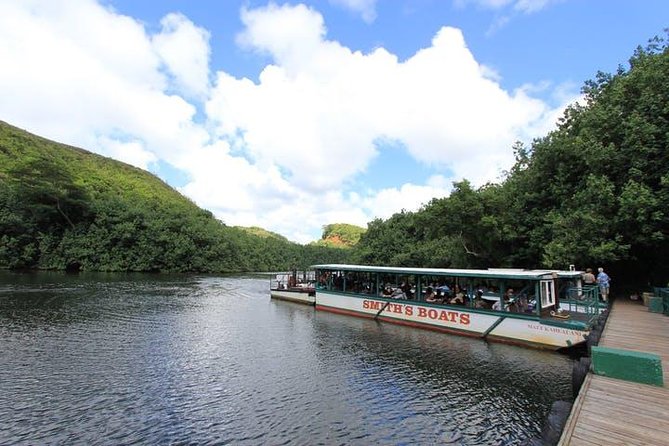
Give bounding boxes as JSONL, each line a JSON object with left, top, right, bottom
{"left": 363, "top": 300, "right": 369, "bottom": 309}
{"left": 447, "top": 311, "right": 457, "bottom": 322}
{"left": 405, "top": 306, "right": 413, "bottom": 316}
{"left": 438, "top": 310, "right": 449, "bottom": 321}
{"left": 392, "top": 304, "right": 403, "bottom": 314}
{"left": 460, "top": 314, "right": 470, "bottom": 325}
{"left": 418, "top": 307, "right": 427, "bottom": 318}
{"left": 428, "top": 309, "right": 438, "bottom": 319}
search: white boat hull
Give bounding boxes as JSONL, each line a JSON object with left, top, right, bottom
{"left": 270, "top": 289, "right": 316, "bottom": 305}
{"left": 315, "top": 292, "right": 588, "bottom": 350}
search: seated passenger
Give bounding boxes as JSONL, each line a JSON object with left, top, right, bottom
{"left": 507, "top": 299, "right": 520, "bottom": 313}
{"left": 517, "top": 295, "right": 529, "bottom": 313}
{"left": 425, "top": 287, "right": 438, "bottom": 302}
{"left": 493, "top": 288, "right": 515, "bottom": 311}
{"left": 434, "top": 289, "right": 445, "bottom": 303}
{"left": 401, "top": 282, "right": 414, "bottom": 299}
{"left": 382, "top": 286, "right": 393, "bottom": 296}
{"left": 390, "top": 287, "right": 404, "bottom": 299}
{"left": 449, "top": 285, "right": 466, "bottom": 305}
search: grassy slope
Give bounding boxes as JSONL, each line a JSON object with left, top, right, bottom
{"left": 235, "top": 226, "right": 289, "bottom": 241}
{"left": 0, "top": 121, "right": 354, "bottom": 272}
{"left": 0, "top": 121, "right": 198, "bottom": 213}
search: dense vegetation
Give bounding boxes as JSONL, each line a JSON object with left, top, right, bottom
{"left": 353, "top": 35, "right": 669, "bottom": 288}
{"left": 0, "top": 122, "right": 350, "bottom": 272}
{"left": 311, "top": 223, "right": 366, "bottom": 248}
{"left": 2, "top": 35, "right": 666, "bottom": 285}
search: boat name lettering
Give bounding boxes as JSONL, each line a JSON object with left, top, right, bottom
{"left": 527, "top": 323, "right": 579, "bottom": 335}
{"left": 362, "top": 300, "right": 470, "bottom": 325}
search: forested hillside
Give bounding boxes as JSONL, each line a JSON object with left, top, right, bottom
{"left": 3, "top": 35, "right": 667, "bottom": 283}
{"left": 311, "top": 223, "right": 366, "bottom": 248}
{"left": 353, "top": 36, "right": 669, "bottom": 287}
{"left": 0, "top": 122, "right": 350, "bottom": 272}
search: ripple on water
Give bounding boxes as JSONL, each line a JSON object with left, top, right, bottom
{"left": 0, "top": 273, "right": 572, "bottom": 445}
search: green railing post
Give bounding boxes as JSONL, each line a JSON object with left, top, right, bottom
{"left": 563, "top": 285, "right": 603, "bottom": 325}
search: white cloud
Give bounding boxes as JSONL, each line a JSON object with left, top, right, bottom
{"left": 361, "top": 182, "right": 452, "bottom": 220}
{"left": 455, "top": 0, "right": 559, "bottom": 13}
{"left": 513, "top": 0, "right": 558, "bottom": 14}
{"left": 207, "top": 6, "right": 560, "bottom": 194}
{"left": 152, "top": 13, "right": 211, "bottom": 99}
{"left": 456, "top": 0, "right": 562, "bottom": 34}
{"left": 0, "top": 0, "right": 208, "bottom": 166}
{"left": 330, "top": 0, "right": 378, "bottom": 23}
{"left": 96, "top": 137, "right": 157, "bottom": 169}
{"left": 0, "top": 0, "right": 574, "bottom": 243}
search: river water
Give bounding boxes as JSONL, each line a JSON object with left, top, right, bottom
{"left": 0, "top": 272, "right": 573, "bottom": 445}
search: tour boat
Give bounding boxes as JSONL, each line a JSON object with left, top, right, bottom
{"left": 269, "top": 271, "right": 316, "bottom": 305}
{"left": 309, "top": 264, "right": 606, "bottom": 350}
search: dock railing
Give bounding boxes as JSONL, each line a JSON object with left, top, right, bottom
{"left": 560, "top": 285, "right": 605, "bottom": 324}
{"left": 653, "top": 287, "right": 669, "bottom": 315}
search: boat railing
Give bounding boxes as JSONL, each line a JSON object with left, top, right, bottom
{"left": 560, "top": 285, "right": 605, "bottom": 324}
{"left": 271, "top": 271, "right": 316, "bottom": 290}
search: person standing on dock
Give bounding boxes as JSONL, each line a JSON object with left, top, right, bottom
{"left": 597, "top": 267, "right": 611, "bottom": 302}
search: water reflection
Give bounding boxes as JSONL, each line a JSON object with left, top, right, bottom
{"left": 0, "top": 272, "right": 572, "bottom": 445}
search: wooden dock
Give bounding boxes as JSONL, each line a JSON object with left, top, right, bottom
{"left": 559, "top": 299, "right": 669, "bottom": 445}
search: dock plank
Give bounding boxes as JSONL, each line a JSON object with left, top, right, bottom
{"left": 558, "top": 300, "right": 669, "bottom": 445}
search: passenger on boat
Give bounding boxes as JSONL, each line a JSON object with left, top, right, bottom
{"left": 507, "top": 299, "right": 520, "bottom": 313}
{"left": 425, "top": 287, "right": 438, "bottom": 302}
{"left": 436, "top": 284, "right": 450, "bottom": 298}
{"left": 492, "top": 288, "right": 513, "bottom": 311}
{"left": 473, "top": 288, "right": 488, "bottom": 309}
{"left": 400, "top": 282, "right": 414, "bottom": 299}
{"left": 390, "top": 287, "right": 405, "bottom": 299}
{"left": 333, "top": 274, "right": 344, "bottom": 290}
{"left": 493, "top": 288, "right": 514, "bottom": 311}
{"left": 448, "top": 285, "right": 466, "bottom": 305}
{"left": 516, "top": 294, "right": 529, "bottom": 313}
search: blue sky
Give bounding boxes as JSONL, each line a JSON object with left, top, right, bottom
{"left": 1, "top": 0, "right": 667, "bottom": 242}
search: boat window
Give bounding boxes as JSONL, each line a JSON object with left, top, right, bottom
{"left": 540, "top": 279, "right": 555, "bottom": 308}
{"left": 316, "top": 270, "right": 329, "bottom": 289}
{"left": 420, "top": 275, "right": 451, "bottom": 302}
{"left": 344, "top": 271, "right": 376, "bottom": 294}
{"left": 377, "top": 274, "right": 413, "bottom": 300}
{"left": 330, "top": 271, "right": 345, "bottom": 291}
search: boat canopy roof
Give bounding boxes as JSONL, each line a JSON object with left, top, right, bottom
{"left": 311, "top": 264, "right": 583, "bottom": 281}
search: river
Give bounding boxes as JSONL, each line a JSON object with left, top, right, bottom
{"left": 0, "top": 272, "right": 573, "bottom": 445}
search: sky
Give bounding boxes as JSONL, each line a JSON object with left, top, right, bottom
{"left": 1, "top": 1, "right": 667, "bottom": 243}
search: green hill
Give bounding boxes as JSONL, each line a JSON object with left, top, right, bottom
{"left": 311, "top": 223, "right": 366, "bottom": 248}
{"left": 0, "top": 121, "right": 350, "bottom": 272}
{"left": 235, "top": 226, "right": 289, "bottom": 241}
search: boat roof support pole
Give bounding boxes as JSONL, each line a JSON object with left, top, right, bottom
{"left": 482, "top": 316, "right": 505, "bottom": 340}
